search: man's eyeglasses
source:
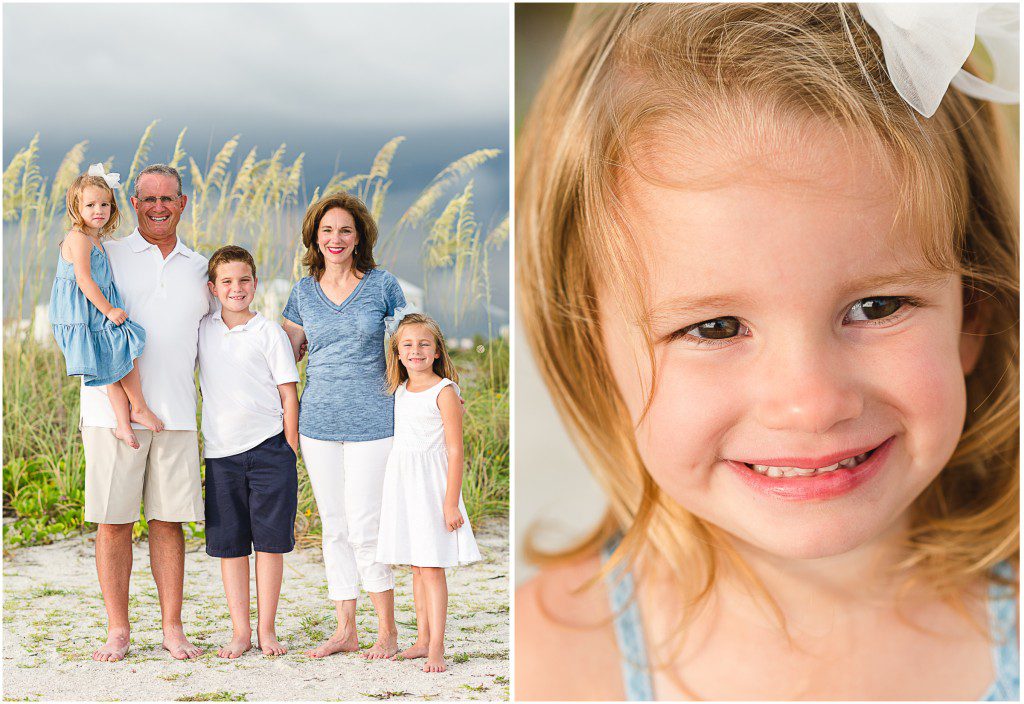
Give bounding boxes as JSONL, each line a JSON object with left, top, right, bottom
{"left": 136, "top": 196, "right": 181, "bottom": 205}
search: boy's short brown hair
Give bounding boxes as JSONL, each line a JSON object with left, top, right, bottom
{"left": 208, "top": 245, "right": 257, "bottom": 282}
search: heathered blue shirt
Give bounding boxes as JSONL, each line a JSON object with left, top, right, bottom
{"left": 282, "top": 268, "right": 406, "bottom": 442}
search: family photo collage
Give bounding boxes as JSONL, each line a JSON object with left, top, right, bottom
{"left": 2, "top": 2, "right": 1021, "bottom": 702}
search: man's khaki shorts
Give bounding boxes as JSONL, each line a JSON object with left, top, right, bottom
{"left": 82, "top": 427, "right": 204, "bottom": 524}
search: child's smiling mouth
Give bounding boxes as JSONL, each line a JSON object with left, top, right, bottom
{"left": 725, "top": 437, "right": 895, "bottom": 500}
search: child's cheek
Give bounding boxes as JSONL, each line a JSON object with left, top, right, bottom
{"left": 633, "top": 349, "right": 743, "bottom": 492}
{"left": 863, "top": 319, "right": 967, "bottom": 478}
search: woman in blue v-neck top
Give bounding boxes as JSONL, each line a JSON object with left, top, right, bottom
{"left": 282, "top": 191, "right": 406, "bottom": 660}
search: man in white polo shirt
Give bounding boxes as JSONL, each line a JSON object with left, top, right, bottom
{"left": 80, "top": 164, "right": 211, "bottom": 662}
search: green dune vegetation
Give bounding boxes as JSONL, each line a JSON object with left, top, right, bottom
{"left": 3, "top": 122, "right": 509, "bottom": 549}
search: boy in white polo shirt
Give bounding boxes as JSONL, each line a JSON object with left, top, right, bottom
{"left": 198, "top": 245, "right": 300, "bottom": 659}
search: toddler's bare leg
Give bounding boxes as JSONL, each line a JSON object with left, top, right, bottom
{"left": 421, "top": 567, "right": 448, "bottom": 673}
{"left": 217, "top": 556, "right": 253, "bottom": 658}
{"left": 255, "top": 552, "right": 287, "bottom": 655}
{"left": 119, "top": 363, "right": 164, "bottom": 433}
{"left": 397, "top": 566, "right": 429, "bottom": 659}
{"left": 107, "top": 382, "right": 139, "bottom": 449}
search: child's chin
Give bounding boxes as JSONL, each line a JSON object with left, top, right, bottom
{"left": 736, "top": 522, "right": 883, "bottom": 561}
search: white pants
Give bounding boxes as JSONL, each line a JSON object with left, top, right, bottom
{"left": 300, "top": 434, "right": 395, "bottom": 601}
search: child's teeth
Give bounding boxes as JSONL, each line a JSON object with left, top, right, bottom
{"left": 748, "top": 453, "right": 871, "bottom": 478}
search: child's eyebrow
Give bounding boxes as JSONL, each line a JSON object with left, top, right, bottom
{"left": 647, "top": 268, "right": 951, "bottom": 327}
{"left": 647, "top": 294, "right": 753, "bottom": 326}
{"left": 840, "top": 267, "right": 952, "bottom": 295}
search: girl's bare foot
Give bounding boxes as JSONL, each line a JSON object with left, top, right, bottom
{"left": 112, "top": 425, "right": 140, "bottom": 449}
{"left": 93, "top": 629, "right": 130, "bottom": 662}
{"left": 363, "top": 629, "right": 399, "bottom": 659}
{"left": 217, "top": 632, "right": 252, "bottom": 659}
{"left": 396, "top": 642, "right": 429, "bottom": 659}
{"left": 305, "top": 627, "right": 359, "bottom": 658}
{"left": 131, "top": 407, "right": 164, "bottom": 433}
{"left": 423, "top": 655, "right": 447, "bottom": 673}
{"left": 258, "top": 628, "right": 288, "bottom": 656}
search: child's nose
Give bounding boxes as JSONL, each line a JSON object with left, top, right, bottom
{"left": 752, "top": 337, "right": 863, "bottom": 435}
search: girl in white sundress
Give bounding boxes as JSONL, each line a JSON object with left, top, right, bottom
{"left": 377, "top": 311, "right": 481, "bottom": 673}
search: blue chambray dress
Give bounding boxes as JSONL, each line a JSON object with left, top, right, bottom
{"left": 49, "top": 242, "right": 145, "bottom": 387}
{"left": 601, "top": 536, "right": 1019, "bottom": 700}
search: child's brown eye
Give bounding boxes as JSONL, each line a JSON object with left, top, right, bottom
{"left": 684, "top": 317, "right": 743, "bottom": 340}
{"left": 845, "top": 297, "right": 906, "bottom": 322}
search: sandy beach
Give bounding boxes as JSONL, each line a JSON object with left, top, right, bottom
{"left": 2, "top": 518, "right": 509, "bottom": 701}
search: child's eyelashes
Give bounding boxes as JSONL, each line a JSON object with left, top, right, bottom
{"left": 842, "top": 296, "right": 922, "bottom": 326}
{"left": 672, "top": 317, "right": 750, "bottom": 347}
{"left": 666, "top": 296, "right": 924, "bottom": 347}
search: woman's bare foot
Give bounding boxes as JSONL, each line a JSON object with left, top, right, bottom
{"left": 423, "top": 654, "right": 448, "bottom": 673}
{"left": 363, "top": 629, "right": 399, "bottom": 659}
{"left": 396, "top": 641, "right": 429, "bottom": 660}
{"left": 131, "top": 407, "right": 164, "bottom": 433}
{"left": 258, "top": 627, "right": 287, "bottom": 656}
{"left": 93, "top": 629, "right": 130, "bottom": 662}
{"left": 112, "top": 425, "right": 140, "bottom": 449}
{"left": 217, "top": 632, "right": 252, "bottom": 659}
{"left": 305, "top": 627, "right": 359, "bottom": 658}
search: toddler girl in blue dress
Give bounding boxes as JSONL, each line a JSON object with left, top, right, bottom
{"left": 49, "top": 164, "right": 163, "bottom": 449}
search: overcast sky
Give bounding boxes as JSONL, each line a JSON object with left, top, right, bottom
{"left": 5, "top": 4, "right": 507, "bottom": 140}
{"left": 4, "top": 3, "right": 510, "bottom": 334}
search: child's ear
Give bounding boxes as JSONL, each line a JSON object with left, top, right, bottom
{"left": 207, "top": 281, "right": 216, "bottom": 296}
{"left": 959, "top": 287, "right": 990, "bottom": 375}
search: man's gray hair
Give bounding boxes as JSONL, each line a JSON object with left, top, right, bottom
{"left": 134, "top": 164, "right": 183, "bottom": 198}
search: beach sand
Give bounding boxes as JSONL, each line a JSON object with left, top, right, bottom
{"left": 2, "top": 518, "right": 509, "bottom": 701}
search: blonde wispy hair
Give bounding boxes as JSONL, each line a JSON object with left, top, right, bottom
{"left": 518, "top": 0, "right": 1018, "bottom": 636}
{"left": 385, "top": 313, "right": 459, "bottom": 394}
{"left": 66, "top": 174, "right": 121, "bottom": 237}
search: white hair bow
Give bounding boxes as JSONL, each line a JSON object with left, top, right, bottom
{"left": 87, "top": 163, "right": 121, "bottom": 190}
{"left": 384, "top": 304, "right": 419, "bottom": 336}
{"left": 858, "top": 3, "right": 1019, "bottom": 118}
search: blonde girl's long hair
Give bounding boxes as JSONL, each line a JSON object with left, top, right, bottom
{"left": 385, "top": 313, "right": 459, "bottom": 394}
{"left": 518, "top": 1, "right": 1018, "bottom": 623}
{"left": 66, "top": 174, "right": 121, "bottom": 237}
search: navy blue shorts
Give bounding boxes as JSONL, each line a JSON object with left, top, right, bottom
{"left": 204, "top": 432, "right": 297, "bottom": 558}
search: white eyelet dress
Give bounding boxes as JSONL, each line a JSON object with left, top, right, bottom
{"left": 376, "top": 378, "right": 481, "bottom": 568}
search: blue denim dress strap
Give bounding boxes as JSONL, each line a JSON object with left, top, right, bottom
{"left": 604, "top": 540, "right": 1018, "bottom": 702}
{"left": 601, "top": 536, "right": 654, "bottom": 701}
{"left": 981, "top": 562, "right": 1019, "bottom": 701}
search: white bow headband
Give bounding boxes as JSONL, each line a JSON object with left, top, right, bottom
{"left": 87, "top": 163, "right": 121, "bottom": 190}
{"left": 857, "top": 3, "right": 1019, "bottom": 118}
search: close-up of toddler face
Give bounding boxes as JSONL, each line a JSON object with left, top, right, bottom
{"left": 600, "top": 117, "right": 983, "bottom": 561}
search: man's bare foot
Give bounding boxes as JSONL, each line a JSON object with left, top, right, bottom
{"left": 93, "top": 630, "right": 130, "bottom": 662}
{"left": 131, "top": 407, "right": 164, "bottom": 433}
{"left": 113, "top": 425, "right": 140, "bottom": 449}
{"left": 162, "top": 626, "right": 203, "bottom": 660}
{"left": 258, "top": 628, "right": 287, "bottom": 656}
{"left": 362, "top": 630, "right": 399, "bottom": 660}
{"left": 423, "top": 654, "right": 448, "bottom": 673}
{"left": 396, "top": 642, "right": 429, "bottom": 660}
{"left": 305, "top": 628, "right": 358, "bottom": 658}
{"left": 217, "top": 632, "right": 252, "bottom": 659}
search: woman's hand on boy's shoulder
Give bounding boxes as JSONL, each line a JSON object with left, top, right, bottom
{"left": 515, "top": 555, "right": 624, "bottom": 700}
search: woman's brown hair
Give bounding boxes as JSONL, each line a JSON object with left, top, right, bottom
{"left": 300, "top": 191, "right": 378, "bottom": 280}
